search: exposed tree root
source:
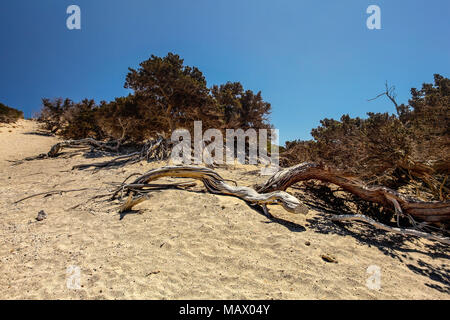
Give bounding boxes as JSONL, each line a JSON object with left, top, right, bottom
{"left": 111, "top": 165, "right": 310, "bottom": 215}
{"left": 16, "top": 135, "right": 172, "bottom": 169}
{"left": 15, "top": 138, "right": 122, "bottom": 163}
{"left": 46, "top": 138, "right": 122, "bottom": 157}
{"left": 256, "top": 162, "right": 450, "bottom": 224}
{"left": 72, "top": 135, "right": 172, "bottom": 170}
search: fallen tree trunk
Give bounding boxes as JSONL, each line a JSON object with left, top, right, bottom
{"left": 112, "top": 164, "right": 450, "bottom": 244}
{"left": 256, "top": 162, "right": 450, "bottom": 223}
{"left": 111, "top": 165, "right": 309, "bottom": 215}
{"left": 19, "top": 135, "right": 172, "bottom": 168}
{"left": 13, "top": 188, "right": 90, "bottom": 204}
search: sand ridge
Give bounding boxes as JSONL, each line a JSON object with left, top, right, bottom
{"left": 0, "top": 120, "right": 448, "bottom": 299}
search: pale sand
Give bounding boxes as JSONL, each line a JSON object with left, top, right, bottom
{"left": 0, "top": 120, "right": 448, "bottom": 299}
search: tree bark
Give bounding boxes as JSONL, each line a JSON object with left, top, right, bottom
{"left": 256, "top": 162, "right": 450, "bottom": 223}
{"left": 112, "top": 165, "right": 309, "bottom": 215}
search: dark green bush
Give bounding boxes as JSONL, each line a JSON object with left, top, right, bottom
{"left": 37, "top": 53, "right": 272, "bottom": 145}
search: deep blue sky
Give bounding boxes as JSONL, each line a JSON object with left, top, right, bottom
{"left": 1, "top": 0, "right": 449, "bottom": 142}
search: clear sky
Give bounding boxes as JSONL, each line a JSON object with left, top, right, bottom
{"left": 1, "top": 0, "right": 449, "bottom": 143}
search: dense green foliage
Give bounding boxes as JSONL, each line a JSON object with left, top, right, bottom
{"left": 38, "top": 53, "right": 271, "bottom": 142}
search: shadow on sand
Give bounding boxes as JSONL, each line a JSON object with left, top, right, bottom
{"left": 305, "top": 206, "right": 449, "bottom": 294}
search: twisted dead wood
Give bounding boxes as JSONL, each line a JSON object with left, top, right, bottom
{"left": 18, "top": 135, "right": 172, "bottom": 170}
{"left": 72, "top": 136, "right": 172, "bottom": 170}
{"left": 13, "top": 188, "right": 90, "bottom": 204}
{"left": 331, "top": 214, "right": 450, "bottom": 245}
{"left": 17, "top": 138, "right": 122, "bottom": 163}
{"left": 256, "top": 162, "right": 450, "bottom": 223}
{"left": 112, "top": 165, "right": 309, "bottom": 215}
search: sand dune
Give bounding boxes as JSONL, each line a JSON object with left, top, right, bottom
{"left": 0, "top": 120, "right": 448, "bottom": 299}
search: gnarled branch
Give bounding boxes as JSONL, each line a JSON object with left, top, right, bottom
{"left": 256, "top": 162, "right": 450, "bottom": 223}
{"left": 112, "top": 165, "right": 309, "bottom": 215}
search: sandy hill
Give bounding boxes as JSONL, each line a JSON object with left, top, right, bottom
{"left": 0, "top": 120, "right": 448, "bottom": 299}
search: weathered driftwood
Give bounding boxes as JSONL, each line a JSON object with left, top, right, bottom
{"left": 18, "top": 135, "right": 172, "bottom": 170}
{"left": 74, "top": 135, "right": 172, "bottom": 170}
{"left": 256, "top": 162, "right": 450, "bottom": 223}
{"left": 112, "top": 165, "right": 309, "bottom": 215}
{"left": 17, "top": 138, "right": 122, "bottom": 163}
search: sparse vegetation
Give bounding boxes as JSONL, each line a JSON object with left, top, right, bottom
{"left": 0, "top": 102, "right": 23, "bottom": 123}
{"left": 281, "top": 74, "right": 450, "bottom": 201}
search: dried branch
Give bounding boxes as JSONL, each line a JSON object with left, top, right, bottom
{"left": 111, "top": 165, "right": 310, "bottom": 215}
{"left": 257, "top": 162, "right": 450, "bottom": 223}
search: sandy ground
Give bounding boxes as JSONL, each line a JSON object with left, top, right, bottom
{"left": 0, "top": 120, "right": 448, "bottom": 299}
